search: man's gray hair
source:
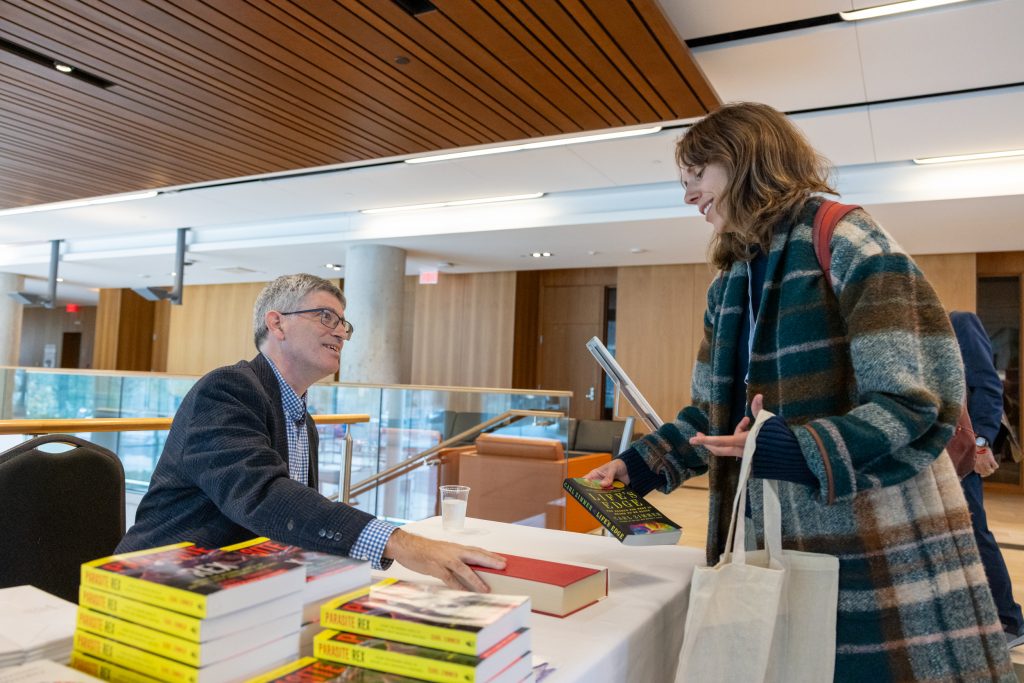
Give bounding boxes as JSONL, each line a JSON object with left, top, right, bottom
{"left": 253, "top": 273, "right": 345, "bottom": 349}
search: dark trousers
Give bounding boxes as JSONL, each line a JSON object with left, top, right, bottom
{"left": 962, "top": 472, "right": 1024, "bottom": 634}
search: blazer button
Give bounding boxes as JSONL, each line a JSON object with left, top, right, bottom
{"left": 287, "top": 520, "right": 295, "bottom": 532}
{"left": 334, "top": 532, "right": 343, "bottom": 541}
{"left": 318, "top": 529, "right": 327, "bottom": 538}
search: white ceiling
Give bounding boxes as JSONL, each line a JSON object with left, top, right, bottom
{"left": 2, "top": 0, "right": 1022, "bottom": 305}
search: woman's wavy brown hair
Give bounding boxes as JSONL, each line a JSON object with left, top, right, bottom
{"left": 676, "top": 102, "right": 837, "bottom": 271}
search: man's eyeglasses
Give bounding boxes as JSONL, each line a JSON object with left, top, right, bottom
{"left": 280, "top": 308, "right": 353, "bottom": 337}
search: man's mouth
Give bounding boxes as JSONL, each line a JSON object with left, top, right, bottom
{"left": 324, "top": 343, "right": 340, "bottom": 353}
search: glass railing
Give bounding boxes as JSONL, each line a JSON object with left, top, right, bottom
{"left": 0, "top": 367, "right": 570, "bottom": 522}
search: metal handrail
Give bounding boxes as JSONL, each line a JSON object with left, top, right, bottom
{"left": 345, "top": 409, "right": 564, "bottom": 501}
{"left": 0, "top": 414, "right": 370, "bottom": 435}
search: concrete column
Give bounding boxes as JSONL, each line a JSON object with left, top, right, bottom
{"left": 339, "top": 245, "right": 406, "bottom": 384}
{"left": 0, "top": 273, "right": 24, "bottom": 366}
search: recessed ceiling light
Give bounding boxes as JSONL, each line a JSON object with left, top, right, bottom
{"left": 325, "top": 263, "right": 342, "bottom": 271}
{"left": 840, "top": 0, "right": 970, "bottom": 21}
{"left": 630, "top": 248, "right": 647, "bottom": 254}
{"left": 56, "top": 277, "right": 64, "bottom": 283}
{"left": 54, "top": 63, "right": 73, "bottom": 73}
{"left": 361, "top": 192, "right": 544, "bottom": 215}
{"left": 405, "top": 127, "right": 663, "bottom": 164}
{"left": 531, "top": 252, "right": 553, "bottom": 258}
{"left": 913, "top": 148, "right": 1024, "bottom": 165}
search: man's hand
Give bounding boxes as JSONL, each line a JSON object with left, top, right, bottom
{"left": 689, "top": 394, "right": 764, "bottom": 458}
{"left": 383, "top": 529, "right": 506, "bottom": 592}
{"left": 584, "top": 458, "right": 629, "bottom": 487}
{"left": 975, "top": 446, "right": 999, "bottom": 478}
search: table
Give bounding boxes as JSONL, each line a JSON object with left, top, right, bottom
{"left": 375, "top": 517, "right": 704, "bottom": 683}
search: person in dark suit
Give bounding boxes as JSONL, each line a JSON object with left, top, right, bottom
{"left": 118, "top": 273, "right": 504, "bottom": 591}
{"left": 951, "top": 310, "right": 1024, "bottom": 645}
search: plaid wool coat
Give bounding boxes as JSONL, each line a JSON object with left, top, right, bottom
{"left": 624, "top": 198, "right": 1013, "bottom": 680}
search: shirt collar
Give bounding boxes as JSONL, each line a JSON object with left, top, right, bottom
{"left": 262, "top": 353, "right": 308, "bottom": 422}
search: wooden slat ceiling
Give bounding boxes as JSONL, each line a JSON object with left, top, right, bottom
{"left": 0, "top": 0, "right": 718, "bottom": 210}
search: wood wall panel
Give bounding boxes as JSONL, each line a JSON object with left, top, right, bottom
{"left": 92, "top": 289, "right": 121, "bottom": 370}
{"left": 512, "top": 271, "right": 541, "bottom": 389}
{"left": 536, "top": 268, "right": 617, "bottom": 419}
{"left": 410, "top": 272, "right": 516, "bottom": 388}
{"left": 166, "top": 282, "right": 267, "bottom": 376}
{"left": 913, "top": 253, "right": 977, "bottom": 313}
{"left": 616, "top": 264, "right": 715, "bottom": 427}
{"left": 92, "top": 288, "right": 157, "bottom": 371}
{"left": 116, "top": 290, "right": 154, "bottom": 372}
{"left": 978, "top": 251, "right": 1024, "bottom": 275}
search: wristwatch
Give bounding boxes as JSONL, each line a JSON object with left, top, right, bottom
{"left": 976, "top": 436, "right": 989, "bottom": 449}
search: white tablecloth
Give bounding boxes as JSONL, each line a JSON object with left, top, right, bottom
{"left": 375, "top": 517, "right": 704, "bottom": 683}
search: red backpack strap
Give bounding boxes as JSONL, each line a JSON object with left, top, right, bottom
{"left": 812, "top": 200, "right": 861, "bottom": 281}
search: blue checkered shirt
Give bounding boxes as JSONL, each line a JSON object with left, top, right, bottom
{"left": 263, "top": 354, "right": 395, "bottom": 569}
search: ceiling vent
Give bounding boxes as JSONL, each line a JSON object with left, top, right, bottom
{"left": 216, "top": 266, "right": 261, "bottom": 274}
{"left": 391, "top": 0, "right": 437, "bottom": 17}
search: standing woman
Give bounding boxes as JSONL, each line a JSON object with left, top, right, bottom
{"left": 587, "top": 102, "right": 1012, "bottom": 680}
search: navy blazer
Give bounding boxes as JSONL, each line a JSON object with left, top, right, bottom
{"left": 951, "top": 311, "right": 1003, "bottom": 444}
{"left": 117, "top": 354, "right": 375, "bottom": 555}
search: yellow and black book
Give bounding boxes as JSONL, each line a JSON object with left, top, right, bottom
{"left": 72, "top": 629, "right": 300, "bottom": 683}
{"left": 76, "top": 607, "right": 300, "bottom": 667}
{"left": 320, "top": 579, "right": 529, "bottom": 656}
{"left": 313, "top": 626, "right": 529, "bottom": 683}
{"left": 70, "top": 650, "right": 162, "bottom": 683}
{"left": 81, "top": 542, "right": 305, "bottom": 619}
{"left": 79, "top": 585, "right": 301, "bottom": 643}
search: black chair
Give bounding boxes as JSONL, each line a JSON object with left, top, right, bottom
{"left": 0, "top": 434, "right": 125, "bottom": 603}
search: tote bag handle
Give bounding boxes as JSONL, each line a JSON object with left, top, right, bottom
{"left": 723, "top": 410, "right": 780, "bottom": 565}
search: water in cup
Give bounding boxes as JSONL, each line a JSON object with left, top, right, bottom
{"left": 439, "top": 484, "right": 470, "bottom": 531}
{"left": 442, "top": 498, "right": 467, "bottom": 531}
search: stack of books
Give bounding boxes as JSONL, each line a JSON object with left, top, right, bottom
{"left": 68, "top": 542, "right": 308, "bottom": 683}
{"left": 306, "top": 578, "right": 534, "bottom": 683}
{"left": 0, "top": 585, "right": 77, "bottom": 668}
{"left": 219, "top": 537, "right": 371, "bottom": 659}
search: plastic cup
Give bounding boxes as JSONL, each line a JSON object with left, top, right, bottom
{"left": 440, "top": 485, "right": 470, "bottom": 531}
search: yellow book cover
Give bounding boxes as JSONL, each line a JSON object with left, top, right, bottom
{"left": 81, "top": 542, "right": 305, "bottom": 619}
{"left": 74, "top": 627, "right": 302, "bottom": 683}
{"left": 70, "top": 650, "right": 163, "bottom": 683}
{"left": 77, "top": 607, "right": 302, "bottom": 669}
{"left": 313, "top": 627, "right": 529, "bottom": 683}
{"left": 73, "top": 629, "right": 198, "bottom": 683}
{"left": 77, "top": 608, "right": 205, "bottom": 666}
{"left": 79, "top": 585, "right": 303, "bottom": 645}
{"left": 319, "top": 579, "right": 529, "bottom": 656}
{"left": 79, "top": 585, "right": 203, "bottom": 642}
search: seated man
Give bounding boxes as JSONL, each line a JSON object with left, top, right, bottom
{"left": 118, "top": 274, "right": 504, "bottom": 591}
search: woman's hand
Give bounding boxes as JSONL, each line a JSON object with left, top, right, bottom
{"left": 584, "top": 458, "right": 629, "bottom": 487}
{"left": 689, "top": 394, "right": 764, "bottom": 458}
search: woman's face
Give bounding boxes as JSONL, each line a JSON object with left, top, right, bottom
{"left": 682, "top": 162, "right": 731, "bottom": 234}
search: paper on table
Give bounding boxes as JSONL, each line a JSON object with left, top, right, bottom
{"left": 0, "top": 659, "right": 96, "bottom": 682}
{"left": 0, "top": 586, "right": 77, "bottom": 665}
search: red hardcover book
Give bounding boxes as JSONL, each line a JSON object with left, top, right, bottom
{"left": 469, "top": 553, "right": 607, "bottom": 617}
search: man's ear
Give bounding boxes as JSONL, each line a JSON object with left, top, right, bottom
{"left": 265, "top": 310, "right": 286, "bottom": 340}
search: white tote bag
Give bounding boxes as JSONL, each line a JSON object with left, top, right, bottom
{"left": 675, "top": 411, "right": 839, "bottom": 682}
